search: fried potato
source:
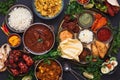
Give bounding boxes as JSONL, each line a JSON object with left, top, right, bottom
{"left": 58, "top": 39, "right": 83, "bottom": 61}
{"left": 95, "top": 40, "right": 108, "bottom": 58}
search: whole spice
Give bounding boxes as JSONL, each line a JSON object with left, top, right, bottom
{"left": 97, "top": 27, "right": 112, "bottom": 42}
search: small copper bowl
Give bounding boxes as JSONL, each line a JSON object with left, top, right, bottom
{"left": 7, "top": 33, "right": 21, "bottom": 48}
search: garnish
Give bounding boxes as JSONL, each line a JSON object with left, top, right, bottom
{"left": 0, "top": 0, "right": 16, "bottom": 15}
{"left": 33, "top": 49, "right": 61, "bottom": 61}
{"left": 78, "top": 56, "right": 103, "bottom": 80}
{"left": 37, "top": 38, "right": 43, "bottom": 42}
{"left": 108, "top": 22, "right": 120, "bottom": 55}
{"left": 65, "top": 0, "right": 83, "bottom": 18}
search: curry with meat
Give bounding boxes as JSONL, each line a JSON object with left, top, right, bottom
{"left": 23, "top": 23, "right": 54, "bottom": 53}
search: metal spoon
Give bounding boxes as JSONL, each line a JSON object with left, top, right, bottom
{"left": 63, "top": 62, "right": 86, "bottom": 80}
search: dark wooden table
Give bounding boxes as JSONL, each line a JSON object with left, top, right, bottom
{"left": 0, "top": 0, "right": 120, "bottom": 80}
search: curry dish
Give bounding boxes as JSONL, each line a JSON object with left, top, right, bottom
{"left": 36, "top": 60, "right": 62, "bottom": 80}
{"left": 34, "top": 0, "right": 62, "bottom": 18}
{"left": 24, "top": 24, "right": 54, "bottom": 53}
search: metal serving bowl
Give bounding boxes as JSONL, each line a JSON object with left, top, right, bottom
{"left": 32, "top": 0, "right": 64, "bottom": 20}
{"left": 35, "top": 59, "right": 63, "bottom": 80}
{"left": 5, "top": 4, "right": 33, "bottom": 33}
{"left": 23, "top": 23, "right": 55, "bottom": 55}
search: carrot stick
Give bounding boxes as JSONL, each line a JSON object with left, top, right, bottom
{"left": 93, "top": 17, "right": 107, "bottom": 31}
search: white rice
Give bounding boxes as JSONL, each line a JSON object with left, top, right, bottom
{"left": 78, "top": 29, "right": 93, "bottom": 44}
{"left": 8, "top": 7, "right": 32, "bottom": 32}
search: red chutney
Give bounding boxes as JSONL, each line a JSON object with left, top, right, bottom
{"left": 97, "top": 27, "right": 112, "bottom": 42}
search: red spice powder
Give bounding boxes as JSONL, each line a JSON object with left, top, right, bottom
{"left": 97, "top": 27, "right": 112, "bottom": 42}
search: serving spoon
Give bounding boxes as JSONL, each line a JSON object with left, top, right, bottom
{"left": 63, "top": 62, "right": 86, "bottom": 80}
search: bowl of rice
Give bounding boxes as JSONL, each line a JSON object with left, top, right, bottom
{"left": 5, "top": 4, "right": 33, "bottom": 33}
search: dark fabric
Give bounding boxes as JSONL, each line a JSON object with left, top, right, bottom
{"left": 0, "top": 0, "right": 120, "bottom": 80}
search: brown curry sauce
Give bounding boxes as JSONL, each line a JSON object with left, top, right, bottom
{"left": 24, "top": 24, "right": 54, "bottom": 53}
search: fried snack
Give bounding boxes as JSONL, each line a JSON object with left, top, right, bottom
{"left": 34, "top": 0, "right": 62, "bottom": 18}
{"left": 91, "top": 43, "right": 99, "bottom": 57}
{"left": 95, "top": 40, "right": 108, "bottom": 58}
{"left": 59, "top": 30, "right": 73, "bottom": 41}
{"left": 58, "top": 38, "right": 83, "bottom": 61}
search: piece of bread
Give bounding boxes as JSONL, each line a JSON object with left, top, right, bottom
{"left": 91, "top": 43, "right": 99, "bottom": 57}
{"left": 58, "top": 38, "right": 83, "bottom": 62}
{"left": 95, "top": 40, "right": 108, "bottom": 58}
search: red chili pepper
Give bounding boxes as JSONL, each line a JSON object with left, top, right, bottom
{"left": 1, "top": 23, "right": 10, "bottom": 36}
{"left": 3, "top": 24, "right": 10, "bottom": 34}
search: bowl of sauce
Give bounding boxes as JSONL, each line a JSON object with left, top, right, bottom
{"left": 23, "top": 23, "right": 55, "bottom": 55}
{"left": 78, "top": 12, "right": 94, "bottom": 28}
{"left": 96, "top": 27, "right": 113, "bottom": 43}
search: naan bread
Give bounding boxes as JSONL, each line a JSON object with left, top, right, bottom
{"left": 91, "top": 43, "right": 99, "bottom": 57}
{"left": 58, "top": 38, "right": 83, "bottom": 61}
{"left": 95, "top": 40, "right": 108, "bottom": 58}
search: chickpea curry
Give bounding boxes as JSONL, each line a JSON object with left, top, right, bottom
{"left": 34, "top": 0, "right": 62, "bottom": 18}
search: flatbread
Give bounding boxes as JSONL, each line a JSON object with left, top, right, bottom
{"left": 91, "top": 43, "right": 99, "bottom": 57}
{"left": 95, "top": 40, "right": 108, "bottom": 58}
{"left": 58, "top": 38, "right": 83, "bottom": 61}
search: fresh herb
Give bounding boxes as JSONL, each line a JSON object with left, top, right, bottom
{"left": 37, "top": 38, "right": 43, "bottom": 42}
{"left": 7, "top": 74, "right": 21, "bottom": 80}
{"left": 65, "top": 1, "right": 83, "bottom": 18}
{"left": 43, "top": 59, "right": 51, "bottom": 65}
{"left": 78, "top": 56, "right": 103, "bottom": 80}
{"left": 108, "top": 23, "right": 120, "bottom": 56}
{"left": 33, "top": 49, "right": 61, "bottom": 61}
{"left": 0, "top": 0, "right": 16, "bottom": 15}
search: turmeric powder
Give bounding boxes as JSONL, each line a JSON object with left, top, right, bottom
{"left": 8, "top": 35, "right": 21, "bottom": 47}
